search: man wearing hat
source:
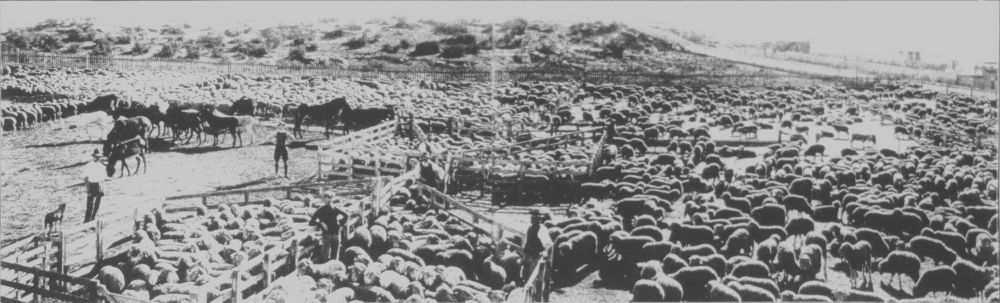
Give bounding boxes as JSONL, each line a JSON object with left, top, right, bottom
{"left": 521, "top": 207, "right": 554, "bottom": 285}
{"left": 309, "top": 198, "right": 349, "bottom": 262}
{"left": 80, "top": 149, "right": 110, "bottom": 223}
{"left": 266, "top": 122, "right": 292, "bottom": 178}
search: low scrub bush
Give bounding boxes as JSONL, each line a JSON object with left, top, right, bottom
{"left": 343, "top": 35, "right": 367, "bottom": 50}
{"left": 500, "top": 18, "right": 529, "bottom": 36}
{"left": 344, "top": 23, "right": 363, "bottom": 31}
{"left": 65, "top": 28, "right": 97, "bottom": 43}
{"left": 197, "top": 34, "right": 225, "bottom": 48}
{"left": 288, "top": 47, "right": 308, "bottom": 63}
{"left": 431, "top": 21, "right": 468, "bottom": 35}
{"left": 439, "top": 44, "right": 479, "bottom": 59}
{"left": 89, "top": 37, "right": 114, "bottom": 56}
{"left": 247, "top": 45, "right": 268, "bottom": 58}
{"left": 63, "top": 43, "right": 81, "bottom": 54}
{"left": 292, "top": 38, "right": 306, "bottom": 46}
{"left": 409, "top": 41, "right": 440, "bottom": 56}
{"left": 155, "top": 43, "right": 177, "bottom": 58}
{"left": 381, "top": 44, "right": 399, "bottom": 54}
{"left": 440, "top": 34, "right": 476, "bottom": 45}
{"left": 34, "top": 34, "right": 64, "bottom": 52}
{"left": 128, "top": 42, "right": 150, "bottom": 55}
{"left": 323, "top": 29, "right": 346, "bottom": 40}
{"left": 160, "top": 26, "right": 185, "bottom": 36}
{"left": 223, "top": 28, "right": 242, "bottom": 38}
{"left": 305, "top": 43, "right": 318, "bottom": 52}
{"left": 113, "top": 35, "right": 132, "bottom": 45}
{"left": 185, "top": 45, "right": 201, "bottom": 59}
{"left": 398, "top": 39, "right": 411, "bottom": 49}
{"left": 3, "top": 31, "right": 32, "bottom": 49}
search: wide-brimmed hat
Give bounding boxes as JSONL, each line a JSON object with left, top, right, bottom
{"left": 91, "top": 149, "right": 103, "bottom": 158}
{"left": 530, "top": 207, "right": 553, "bottom": 220}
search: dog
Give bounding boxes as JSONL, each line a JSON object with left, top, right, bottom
{"left": 44, "top": 203, "right": 67, "bottom": 234}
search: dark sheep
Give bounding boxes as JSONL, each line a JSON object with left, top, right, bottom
{"left": 782, "top": 194, "right": 814, "bottom": 217}
{"left": 751, "top": 204, "right": 787, "bottom": 227}
{"left": 912, "top": 265, "right": 957, "bottom": 298}
{"left": 730, "top": 260, "right": 770, "bottom": 279}
{"left": 689, "top": 254, "right": 727, "bottom": 278}
{"left": 669, "top": 266, "right": 720, "bottom": 301}
{"left": 951, "top": 259, "right": 997, "bottom": 298}
{"left": 671, "top": 244, "right": 718, "bottom": 261}
{"left": 669, "top": 223, "right": 715, "bottom": 247}
{"left": 727, "top": 281, "right": 777, "bottom": 302}
{"left": 907, "top": 236, "right": 958, "bottom": 266}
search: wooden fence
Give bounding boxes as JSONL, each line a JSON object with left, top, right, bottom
{"left": 1, "top": 49, "right": 892, "bottom": 90}
{"left": 415, "top": 183, "right": 553, "bottom": 303}
{"left": 315, "top": 119, "right": 399, "bottom": 179}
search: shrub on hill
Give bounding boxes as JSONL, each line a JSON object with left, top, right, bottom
{"left": 3, "top": 31, "right": 33, "bottom": 49}
{"left": 90, "top": 37, "right": 114, "bottom": 56}
{"left": 409, "top": 41, "right": 440, "bottom": 57}
{"left": 398, "top": 39, "right": 411, "bottom": 50}
{"left": 64, "top": 43, "right": 81, "bottom": 54}
{"left": 33, "top": 34, "right": 64, "bottom": 52}
{"left": 128, "top": 42, "right": 149, "bottom": 55}
{"left": 288, "top": 47, "right": 309, "bottom": 63}
{"left": 160, "top": 26, "right": 185, "bottom": 36}
{"left": 430, "top": 21, "right": 468, "bottom": 35}
{"left": 343, "top": 35, "right": 367, "bottom": 50}
{"left": 155, "top": 43, "right": 177, "bottom": 58}
{"left": 185, "top": 45, "right": 201, "bottom": 59}
{"left": 501, "top": 18, "right": 529, "bottom": 36}
{"left": 65, "top": 27, "right": 98, "bottom": 43}
{"left": 198, "top": 34, "right": 225, "bottom": 49}
{"left": 381, "top": 44, "right": 400, "bottom": 54}
{"left": 224, "top": 28, "right": 242, "bottom": 38}
{"left": 113, "top": 35, "right": 132, "bottom": 45}
{"left": 305, "top": 43, "right": 318, "bottom": 52}
{"left": 323, "top": 30, "right": 346, "bottom": 40}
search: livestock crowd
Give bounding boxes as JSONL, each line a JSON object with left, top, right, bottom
{"left": 4, "top": 60, "right": 1000, "bottom": 303}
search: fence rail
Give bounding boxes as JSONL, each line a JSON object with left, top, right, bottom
{"left": 2, "top": 49, "right": 894, "bottom": 90}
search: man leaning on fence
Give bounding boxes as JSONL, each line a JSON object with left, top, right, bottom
{"left": 309, "top": 198, "right": 349, "bottom": 262}
{"left": 521, "top": 207, "right": 553, "bottom": 285}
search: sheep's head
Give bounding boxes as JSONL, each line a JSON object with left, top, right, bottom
{"left": 297, "top": 259, "right": 314, "bottom": 275}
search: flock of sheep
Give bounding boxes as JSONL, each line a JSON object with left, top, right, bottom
{"left": 4, "top": 59, "right": 1000, "bottom": 303}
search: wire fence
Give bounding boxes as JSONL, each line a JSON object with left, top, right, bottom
{"left": 0, "top": 49, "right": 919, "bottom": 91}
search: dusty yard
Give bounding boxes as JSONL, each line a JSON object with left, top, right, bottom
{"left": 0, "top": 120, "right": 339, "bottom": 246}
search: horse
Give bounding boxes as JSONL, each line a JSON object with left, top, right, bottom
{"left": 104, "top": 136, "right": 147, "bottom": 178}
{"left": 850, "top": 133, "right": 877, "bottom": 149}
{"left": 230, "top": 97, "right": 257, "bottom": 116}
{"left": 107, "top": 116, "right": 152, "bottom": 153}
{"left": 346, "top": 106, "right": 396, "bottom": 132}
{"left": 200, "top": 108, "right": 258, "bottom": 147}
{"left": 53, "top": 111, "right": 113, "bottom": 141}
{"left": 294, "top": 97, "right": 350, "bottom": 139}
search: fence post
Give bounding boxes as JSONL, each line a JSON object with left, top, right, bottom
{"left": 96, "top": 220, "right": 104, "bottom": 262}
{"left": 231, "top": 270, "right": 241, "bottom": 303}
{"left": 289, "top": 239, "right": 300, "bottom": 275}
{"left": 32, "top": 269, "right": 40, "bottom": 302}
{"left": 263, "top": 252, "right": 272, "bottom": 289}
{"left": 244, "top": 191, "right": 250, "bottom": 204}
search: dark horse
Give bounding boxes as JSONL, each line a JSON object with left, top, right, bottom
{"left": 107, "top": 116, "right": 152, "bottom": 154}
{"left": 104, "top": 136, "right": 147, "bottom": 177}
{"left": 230, "top": 97, "right": 257, "bottom": 116}
{"left": 294, "top": 97, "right": 351, "bottom": 139}
{"left": 87, "top": 94, "right": 122, "bottom": 117}
{"left": 199, "top": 108, "right": 258, "bottom": 147}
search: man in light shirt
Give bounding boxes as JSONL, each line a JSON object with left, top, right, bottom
{"left": 80, "top": 149, "right": 110, "bottom": 223}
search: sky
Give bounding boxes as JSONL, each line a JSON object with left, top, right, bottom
{"left": 1, "top": 1, "right": 997, "bottom": 62}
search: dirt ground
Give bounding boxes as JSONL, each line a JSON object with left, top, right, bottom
{"left": 0, "top": 119, "right": 339, "bottom": 246}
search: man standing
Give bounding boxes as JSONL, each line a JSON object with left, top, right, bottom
{"left": 521, "top": 207, "right": 553, "bottom": 285}
{"left": 267, "top": 123, "right": 291, "bottom": 178}
{"left": 80, "top": 149, "right": 109, "bottom": 223}
{"left": 309, "top": 198, "right": 349, "bottom": 262}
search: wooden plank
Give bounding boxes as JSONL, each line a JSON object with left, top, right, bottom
{"left": 0, "top": 280, "right": 89, "bottom": 303}
{"left": 164, "top": 179, "right": 373, "bottom": 200}
{"left": 0, "top": 262, "right": 94, "bottom": 285}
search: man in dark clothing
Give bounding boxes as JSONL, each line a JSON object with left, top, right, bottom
{"left": 309, "top": 198, "right": 350, "bottom": 262}
{"left": 521, "top": 207, "right": 553, "bottom": 285}
{"left": 267, "top": 123, "right": 291, "bottom": 178}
